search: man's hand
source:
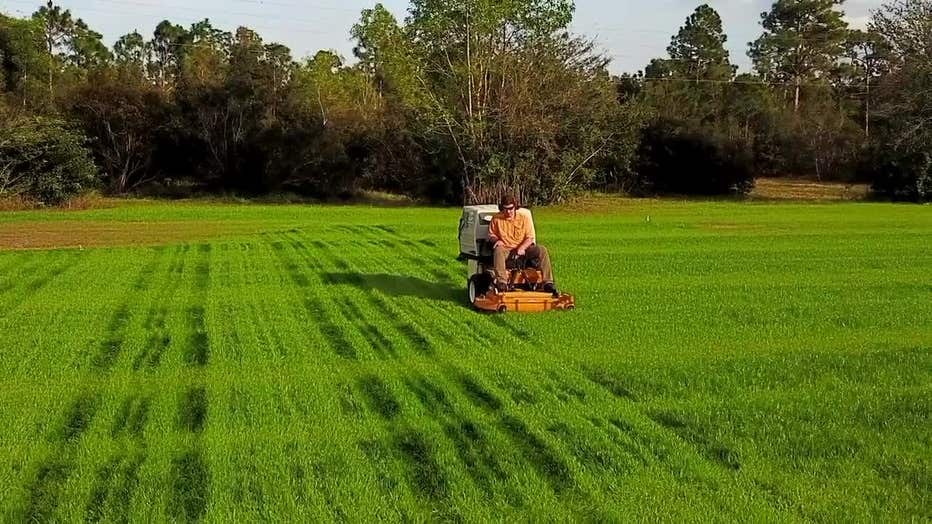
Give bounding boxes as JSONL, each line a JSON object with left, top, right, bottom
{"left": 492, "top": 239, "right": 504, "bottom": 250}
{"left": 516, "top": 238, "right": 533, "bottom": 257}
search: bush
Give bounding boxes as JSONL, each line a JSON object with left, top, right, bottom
{"left": 635, "top": 120, "right": 755, "bottom": 196}
{"left": 0, "top": 116, "right": 99, "bottom": 204}
{"left": 862, "top": 145, "right": 931, "bottom": 203}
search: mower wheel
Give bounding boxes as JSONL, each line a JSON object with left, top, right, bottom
{"left": 467, "top": 273, "right": 492, "bottom": 305}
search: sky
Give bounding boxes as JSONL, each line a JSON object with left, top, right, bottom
{"left": 0, "top": 0, "right": 884, "bottom": 74}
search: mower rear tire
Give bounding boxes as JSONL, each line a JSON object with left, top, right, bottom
{"left": 468, "top": 273, "right": 492, "bottom": 306}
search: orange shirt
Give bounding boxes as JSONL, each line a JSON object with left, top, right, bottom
{"left": 490, "top": 209, "right": 535, "bottom": 249}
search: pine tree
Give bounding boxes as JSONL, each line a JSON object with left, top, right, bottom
{"left": 667, "top": 4, "right": 735, "bottom": 82}
{"left": 749, "top": 0, "right": 849, "bottom": 112}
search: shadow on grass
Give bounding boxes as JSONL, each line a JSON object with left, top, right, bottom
{"left": 322, "top": 272, "right": 463, "bottom": 305}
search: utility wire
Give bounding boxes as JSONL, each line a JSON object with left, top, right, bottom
{"left": 8, "top": 0, "right": 363, "bottom": 15}
{"left": 640, "top": 76, "right": 868, "bottom": 91}
{"left": 3, "top": 0, "right": 352, "bottom": 31}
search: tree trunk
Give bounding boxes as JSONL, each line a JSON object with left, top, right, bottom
{"left": 47, "top": 38, "right": 54, "bottom": 105}
{"left": 865, "top": 77, "right": 871, "bottom": 137}
{"left": 794, "top": 77, "right": 800, "bottom": 113}
{"left": 465, "top": 6, "right": 474, "bottom": 128}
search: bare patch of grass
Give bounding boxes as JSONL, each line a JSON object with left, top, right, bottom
{"left": 0, "top": 220, "right": 271, "bottom": 250}
{"left": 0, "top": 195, "right": 37, "bottom": 212}
{"left": 751, "top": 178, "right": 869, "bottom": 201}
{"left": 0, "top": 192, "right": 122, "bottom": 212}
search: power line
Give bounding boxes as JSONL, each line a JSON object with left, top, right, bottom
{"left": 5, "top": 0, "right": 352, "bottom": 25}
{"left": 89, "top": 0, "right": 360, "bottom": 17}
{"left": 225, "top": 0, "right": 365, "bottom": 14}
{"left": 8, "top": 0, "right": 364, "bottom": 15}
{"left": 640, "top": 75, "right": 868, "bottom": 91}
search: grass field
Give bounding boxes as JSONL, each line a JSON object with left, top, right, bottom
{"left": 0, "top": 198, "right": 929, "bottom": 521}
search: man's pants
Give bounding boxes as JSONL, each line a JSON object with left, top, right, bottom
{"left": 493, "top": 245, "right": 554, "bottom": 285}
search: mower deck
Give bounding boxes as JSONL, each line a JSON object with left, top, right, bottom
{"left": 473, "top": 290, "right": 575, "bottom": 313}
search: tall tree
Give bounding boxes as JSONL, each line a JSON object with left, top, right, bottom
{"left": 666, "top": 4, "right": 735, "bottom": 81}
{"left": 871, "top": 0, "right": 932, "bottom": 148}
{"left": 32, "top": 0, "right": 74, "bottom": 103}
{"left": 841, "top": 29, "right": 889, "bottom": 136}
{"left": 642, "top": 5, "right": 735, "bottom": 126}
{"left": 351, "top": 4, "right": 421, "bottom": 107}
{"left": 148, "top": 20, "right": 188, "bottom": 90}
{"left": 68, "top": 19, "right": 110, "bottom": 69}
{"left": 30, "top": 2, "right": 109, "bottom": 103}
{"left": 0, "top": 15, "right": 45, "bottom": 107}
{"left": 749, "top": 0, "right": 849, "bottom": 112}
{"left": 189, "top": 18, "right": 231, "bottom": 50}
{"left": 114, "top": 31, "right": 147, "bottom": 71}
{"left": 177, "top": 20, "right": 230, "bottom": 89}
{"left": 403, "top": 0, "right": 577, "bottom": 202}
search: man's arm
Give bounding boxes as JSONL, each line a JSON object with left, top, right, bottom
{"left": 488, "top": 219, "right": 504, "bottom": 249}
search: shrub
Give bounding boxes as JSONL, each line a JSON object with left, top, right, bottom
{"left": 635, "top": 120, "right": 754, "bottom": 196}
{"left": 0, "top": 116, "right": 99, "bottom": 205}
{"left": 862, "top": 145, "right": 931, "bottom": 203}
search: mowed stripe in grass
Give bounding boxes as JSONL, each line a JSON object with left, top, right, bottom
{"left": 0, "top": 200, "right": 929, "bottom": 521}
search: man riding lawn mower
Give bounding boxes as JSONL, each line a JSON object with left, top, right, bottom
{"left": 458, "top": 195, "right": 575, "bottom": 312}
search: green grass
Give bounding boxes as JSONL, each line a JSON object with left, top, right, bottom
{"left": 0, "top": 199, "right": 929, "bottom": 521}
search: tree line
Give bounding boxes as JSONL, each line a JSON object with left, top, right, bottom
{"left": 0, "top": 0, "right": 929, "bottom": 205}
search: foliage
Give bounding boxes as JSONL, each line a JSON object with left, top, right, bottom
{"left": 0, "top": 114, "right": 98, "bottom": 203}
{"left": 635, "top": 1, "right": 873, "bottom": 186}
{"left": 665, "top": 4, "right": 735, "bottom": 81}
{"left": 352, "top": 0, "right": 638, "bottom": 204}
{"left": 31, "top": 0, "right": 110, "bottom": 105}
{"left": 641, "top": 5, "right": 736, "bottom": 127}
{"left": 870, "top": 0, "right": 932, "bottom": 150}
{"left": 0, "top": 14, "right": 46, "bottom": 107}
{"left": 67, "top": 69, "right": 168, "bottom": 193}
{"left": 861, "top": 144, "right": 931, "bottom": 203}
{"left": 859, "top": 0, "right": 932, "bottom": 200}
{"left": 635, "top": 119, "right": 754, "bottom": 196}
{"left": 0, "top": 0, "right": 930, "bottom": 203}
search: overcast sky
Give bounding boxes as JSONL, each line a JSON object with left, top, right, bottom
{"left": 0, "top": 0, "right": 884, "bottom": 74}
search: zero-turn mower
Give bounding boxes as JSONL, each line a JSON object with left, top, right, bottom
{"left": 458, "top": 205, "right": 575, "bottom": 313}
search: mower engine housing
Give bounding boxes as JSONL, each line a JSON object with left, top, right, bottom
{"left": 458, "top": 204, "right": 499, "bottom": 259}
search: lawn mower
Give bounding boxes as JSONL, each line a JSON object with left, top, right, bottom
{"left": 458, "top": 205, "right": 575, "bottom": 313}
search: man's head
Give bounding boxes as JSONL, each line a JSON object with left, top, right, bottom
{"left": 499, "top": 194, "right": 518, "bottom": 218}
